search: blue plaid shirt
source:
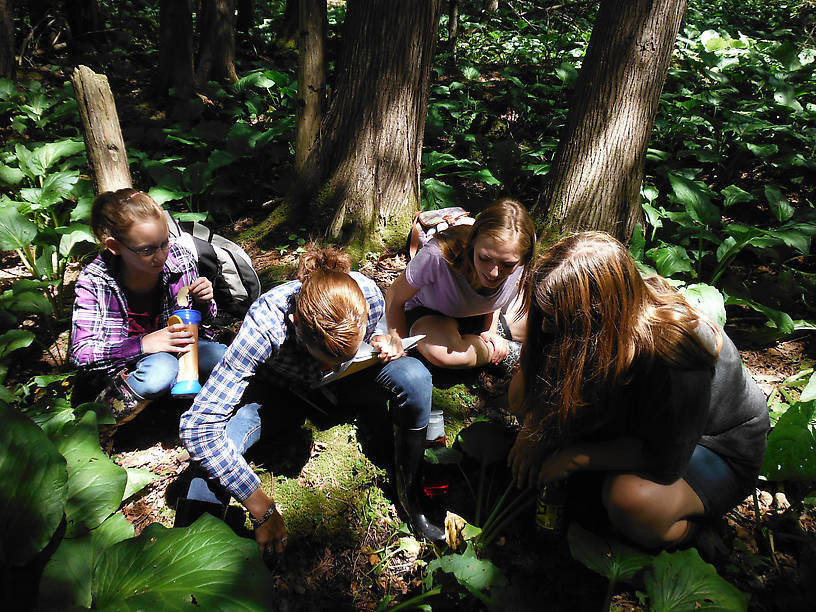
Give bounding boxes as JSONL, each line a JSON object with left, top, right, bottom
{"left": 179, "top": 272, "right": 385, "bottom": 502}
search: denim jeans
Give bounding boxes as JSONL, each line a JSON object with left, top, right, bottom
{"left": 126, "top": 340, "right": 226, "bottom": 398}
{"left": 185, "top": 355, "right": 432, "bottom": 504}
{"left": 186, "top": 403, "right": 262, "bottom": 504}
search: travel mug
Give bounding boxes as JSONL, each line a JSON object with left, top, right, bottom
{"left": 169, "top": 308, "right": 201, "bottom": 397}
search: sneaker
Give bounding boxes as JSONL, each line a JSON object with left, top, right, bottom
{"left": 492, "top": 340, "right": 522, "bottom": 377}
{"left": 96, "top": 370, "right": 151, "bottom": 425}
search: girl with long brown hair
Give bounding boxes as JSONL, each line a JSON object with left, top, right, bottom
{"left": 384, "top": 198, "right": 536, "bottom": 373}
{"left": 508, "top": 232, "right": 769, "bottom": 549}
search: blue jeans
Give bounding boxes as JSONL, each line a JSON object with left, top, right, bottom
{"left": 187, "top": 403, "right": 263, "bottom": 504}
{"left": 185, "top": 355, "right": 432, "bottom": 504}
{"left": 126, "top": 340, "right": 226, "bottom": 398}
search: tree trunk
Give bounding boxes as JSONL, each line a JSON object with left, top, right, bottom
{"left": 64, "top": 0, "right": 104, "bottom": 53}
{"left": 280, "top": 0, "right": 297, "bottom": 41}
{"left": 70, "top": 65, "right": 133, "bottom": 194}
{"left": 542, "top": 0, "right": 687, "bottom": 242}
{"left": 157, "top": 0, "right": 194, "bottom": 97}
{"left": 294, "top": 0, "right": 326, "bottom": 178}
{"left": 0, "top": 0, "right": 13, "bottom": 79}
{"left": 299, "top": 0, "right": 442, "bottom": 251}
{"left": 236, "top": 0, "right": 253, "bottom": 35}
{"left": 195, "top": 0, "right": 238, "bottom": 86}
{"left": 448, "top": 0, "right": 459, "bottom": 51}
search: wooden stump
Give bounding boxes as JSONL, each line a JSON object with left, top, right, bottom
{"left": 70, "top": 65, "right": 132, "bottom": 194}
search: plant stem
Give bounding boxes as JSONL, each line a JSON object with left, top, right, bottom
{"left": 383, "top": 586, "right": 443, "bottom": 612}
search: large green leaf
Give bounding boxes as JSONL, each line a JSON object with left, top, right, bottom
{"left": 567, "top": 523, "right": 652, "bottom": 586}
{"left": 0, "top": 162, "right": 25, "bottom": 186}
{"left": 424, "top": 544, "right": 506, "bottom": 596}
{"left": 646, "top": 244, "right": 694, "bottom": 278}
{"left": 720, "top": 185, "right": 753, "bottom": 207}
{"left": 33, "top": 140, "right": 86, "bottom": 173}
{"left": 668, "top": 173, "right": 721, "bottom": 227}
{"left": 723, "top": 292, "right": 795, "bottom": 335}
{"left": 38, "top": 513, "right": 134, "bottom": 610}
{"left": 456, "top": 421, "right": 511, "bottom": 466}
{"left": 124, "top": 468, "right": 158, "bottom": 500}
{"left": 644, "top": 548, "right": 748, "bottom": 611}
{"left": 92, "top": 515, "right": 275, "bottom": 610}
{"left": 761, "top": 401, "right": 816, "bottom": 481}
{"left": 679, "top": 283, "right": 726, "bottom": 326}
{"left": 0, "top": 328, "right": 36, "bottom": 359}
{"left": 764, "top": 185, "right": 795, "bottom": 223}
{"left": 51, "top": 411, "right": 128, "bottom": 536}
{"left": 0, "top": 402, "right": 68, "bottom": 567}
{"left": 14, "top": 143, "right": 42, "bottom": 180}
{"left": 0, "top": 204, "right": 37, "bottom": 251}
{"left": 58, "top": 222, "right": 96, "bottom": 256}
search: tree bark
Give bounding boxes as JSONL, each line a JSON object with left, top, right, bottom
{"left": 542, "top": 0, "right": 687, "bottom": 242}
{"left": 294, "top": 0, "right": 326, "bottom": 178}
{"left": 449, "top": 0, "right": 459, "bottom": 51}
{"left": 70, "top": 65, "right": 133, "bottom": 194}
{"left": 64, "top": 0, "right": 104, "bottom": 53}
{"left": 0, "top": 0, "right": 13, "bottom": 79}
{"left": 196, "top": 0, "right": 238, "bottom": 86}
{"left": 236, "top": 0, "right": 253, "bottom": 35}
{"left": 298, "top": 0, "right": 442, "bottom": 250}
{"left": 157, "top": 0, "right": 194, "bottom": 97}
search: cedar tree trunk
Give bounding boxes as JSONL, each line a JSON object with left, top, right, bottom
{"left": 157, "top": 0, "right": 194, "bottom": 97}
{"left": 196, "top": 0, "right": 238, "bottom": 86}
{"left": 299, "top": 0, "right": 442, "bottom": 250}
{"left": 0, "top": 0, "right": 13, "bottom": 79}
{"left": 542, "top": 0, "right": 687, "bottom": 242}
{"left": 294, "top": 0, "right": 326, "bottom": 177}
{"left": 64, "top": 0, "right": 104, "bottom": 53}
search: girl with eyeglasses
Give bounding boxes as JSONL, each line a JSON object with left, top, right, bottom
{"left": 71, "top": 188, "right": 227, "bottom": 425}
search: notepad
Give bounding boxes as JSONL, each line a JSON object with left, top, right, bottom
{"left": 315, "top": 334, "right": 425, "bottom": 386}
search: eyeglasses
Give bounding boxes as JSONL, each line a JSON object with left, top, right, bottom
{"left": 115, "top": 235, "right": 171, "bottom": 257}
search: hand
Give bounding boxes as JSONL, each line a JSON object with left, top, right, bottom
{"left": 141, "top": 324, "right": 194, "bottom": 354}
{"left": 480, "top": 330, "right": 509, "bottom": 364}
{"left": 188, "top": 276, "right": 214, "bottom": 304}
{"left": 507, "top": 427, "right": 548, "bottom": 489}
{"left": 370, "top": 333, "right": 405, "bottom": 363}
{"left": 254, "top": 508, "right": 288, "bottom": 555}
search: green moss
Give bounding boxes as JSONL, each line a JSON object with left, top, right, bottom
{"left": 258, "top": 262, "right": 295, "bottom": 288}
{"left": 432, "top": 384, "right": 478, "bottom": 443}
{"left": 257, "top": 423, "right": 392, "bottom": 542}
{"left": 237, "top": 203, "right": 289, "bottom": 243}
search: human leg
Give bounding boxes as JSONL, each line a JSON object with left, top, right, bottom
{"left": 411, "top": 315, "right": 493, "bottom": 369}
{"left": 175, "top": 403, "right": 262, "bottom": 526}
{"left": 376, "top": 357, "right": 445, "bottom": 542}
{"left": 602, "top": 473, "right": 705, "bottom": 549}
{"left": 198, "top": 340, "right": 227, "bottom": 379}
{"left": 125, "top": 352, "right": 179, "bottom": 398}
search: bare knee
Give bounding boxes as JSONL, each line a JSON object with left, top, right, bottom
{"left": 602, "top": 474, "right": 675, "bottom": 549}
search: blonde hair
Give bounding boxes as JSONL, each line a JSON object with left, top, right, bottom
{"left": 522, "top": 231, "right": 721, "bottom": 439}
{"left": 295, "top": 246, "right": 368, "bottom": 361}
{"left": 434, "top": 197, "right": 536, "bottom": 317}
{"left": 90, "top": 188, "right": 166, "bottom": 244}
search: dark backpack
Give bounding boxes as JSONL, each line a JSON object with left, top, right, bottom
{"left": 407, "top": 206, "right": 475, "bottom": 260}
{"left": 164, "top": 212, "right": 261, "bottom": 321}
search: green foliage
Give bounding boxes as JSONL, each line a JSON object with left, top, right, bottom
{"left": 569, "top": 524, "right": 749, "bottom": 611}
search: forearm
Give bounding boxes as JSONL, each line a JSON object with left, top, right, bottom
{"left": 385, "top": 298, "right": 408, "bottom": 339}
{"left": 566, "top": 437, "right": 648, "bottom": 474}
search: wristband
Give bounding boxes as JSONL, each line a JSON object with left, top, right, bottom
{"left": 249, "top": 501, "right": 277, "bottom": 527}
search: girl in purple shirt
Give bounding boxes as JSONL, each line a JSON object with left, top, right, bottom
{"left": 71, "top": 189, "right": 225, "bottom": 426}
{"left": 384, "top": 198, "right": 536, "bottom": 373}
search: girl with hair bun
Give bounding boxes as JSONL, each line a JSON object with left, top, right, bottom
{"left": 508, "top": 231, "right": 769, "bottom": 549}
{"left": 71, "top": 188, "right": 225, "bottom": 425}
{"left": 180, "top": 245, "right": 444, "bottom": 551}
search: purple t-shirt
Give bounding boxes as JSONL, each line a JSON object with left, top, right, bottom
{"left": 404, "top": 239, "right": 523, "bottom": 317}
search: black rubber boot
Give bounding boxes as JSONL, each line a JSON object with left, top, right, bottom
{"left": 393, "top": 425, "right": 446, "bottom": 542}
{"left": 173, "top": 497, "right": 226, "bottom": 528}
